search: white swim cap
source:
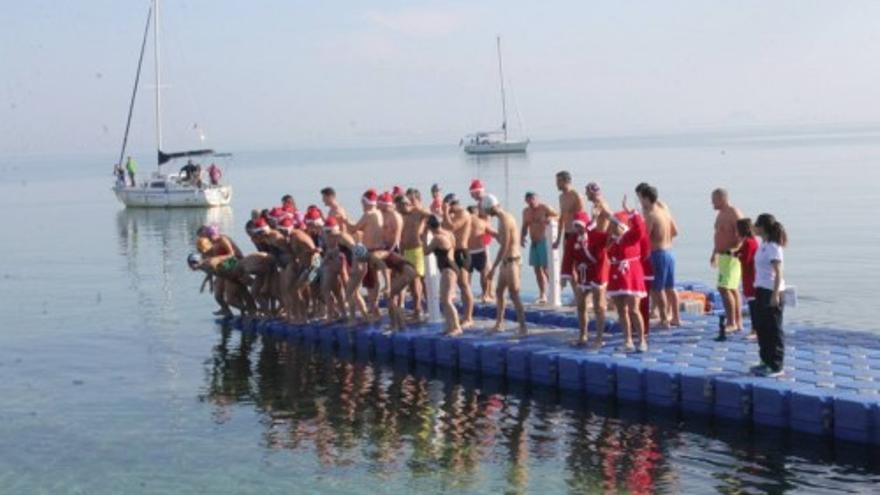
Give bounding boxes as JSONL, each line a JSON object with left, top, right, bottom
{"left": 187, "top": 252, "right": 202, "bottom": 268}
{"left": 480, "top": 194, "right": 500, "bottom": 212}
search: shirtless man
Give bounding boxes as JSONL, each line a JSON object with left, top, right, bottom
{"left": 378, "top": 191, "right": 403, "bottom": 252}
{"left": 521, "top": 192, "right": 558, "bottom": 304}
{"left": 344, "top": 189, "right": 385, "bottom": 322}
{"left": 585, "top": 182, "right": 611, "bottom": 233}
{"left": 711, "top": 188, "right": 744, "bottom": 333}
{"left": 283, "top": 220, "right": 319, "bottom": 323}
{"left": 397, "top": 194, "right": 432, "bottom": 320}
{"left": 442, "top": 193, "right": 474, "bottom": 327}
{"left": 483, "top": 194, "right": 526, "bottom": 335}
{"left": 321, "top": 187, "right": 349, "bottom": 233}
{"left": 639, "top": 185, "right": 681, "bottom": 328}
{"left": 552, "top": 171, "right": 586, "bottom": 298}
{"left": 321, "top": 216, "right": 355, "bottom": 322}
{"left": 466, "top": 205, "right": 496, "bottom": 303}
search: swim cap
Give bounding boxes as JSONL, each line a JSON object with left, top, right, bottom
{"left": 196, "top": 237, "right": 213, "bottom": 254}
{"left": 431, "top": 183, "right": 441, "bottom": 193}
{"left": 187, "top": 252, "right": 202, "bottom": 268}
{"left": 391, "top": 185, "right": 403, "bottom": 198}
{"left": 205, "top": 225, "right": 220, "bottom": 239}
{"left": 352, "top": 243, "right": 368, "bottom": 260}
{"left": 443, "top": 193, "right": 459, "bottom": 205}
{"left": 469, "top": 179, "right": 484, "bottom": 193}
{"left": 586, "top": 182, "right": 601, "bottom": 194}
{"left": 480, "top": 194, "right": 499, "bottom": 212}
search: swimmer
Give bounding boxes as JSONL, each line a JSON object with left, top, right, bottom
{"left": 397, "top": 194, "right": 433, "bottom": 321}
{"left": 552, "top": 171, "right": 586, "bottom": 299}
{"left": 521, "top": 191, "right": 558, "bottom": 304}
{"left": 442, "top": 193, "right": 475, "bottom": 328}
{"left": 483, "top": 194, "right": 526, "bottom": 336}
{"left": 466, "top": 205, "right": 497, "bottom": 303}
{"left": 424, "top": 215, "right": 462, "bottom": 336}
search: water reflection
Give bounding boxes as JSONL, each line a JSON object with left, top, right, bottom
{"left": 200, "top": 330, "right": 880, "bottom": 493}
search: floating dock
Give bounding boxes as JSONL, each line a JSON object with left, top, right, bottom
{"left": 226, "top": 290, "right": 880, "bottom": 446}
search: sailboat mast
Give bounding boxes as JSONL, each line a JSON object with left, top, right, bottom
{"left": 496, "top": 36, "right": 508, "bottom": 141}
{"left": 154, "top": 0, "right": 163, "bottom": 169}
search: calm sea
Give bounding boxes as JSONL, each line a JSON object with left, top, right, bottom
{"left": 1, "top": 131, "right": 878, "bottom": 493}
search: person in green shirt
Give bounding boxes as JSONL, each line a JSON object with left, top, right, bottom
{"left": 125, "top": 156, "right": 137, "bottom": 187}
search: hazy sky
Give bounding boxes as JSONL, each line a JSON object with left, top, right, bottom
{"left": 3, "top": 0, "right": 880, "bottom": 155}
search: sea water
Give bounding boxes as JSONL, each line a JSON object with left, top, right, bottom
{"left": 0, "top": 131, "right": 878, "bottom": 493}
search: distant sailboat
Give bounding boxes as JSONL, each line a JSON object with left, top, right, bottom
{"left": 112, "top": 0, "right": 233, "bottom": 208}
{"left": 461, "top": 36, "right": 529, "bottom": 155}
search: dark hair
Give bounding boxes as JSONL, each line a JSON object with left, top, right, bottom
{"left": 635, "top": 182, "right": 650, "bottom": 195}
{"left": 524, "top": 191, "right": 536, "bottom": 200}
{"left": 427, "top": 215, "right": 441, "bottom": 230}
{"left": 407, "top": 188, "right": 422, "bottom": 201}
{"left": 640, "top": 186, "right": 658, "bottom": 204}
{"left": 755, "top": 213, "right": 787, "bottom": 247}
{"left": 556, "top": 171, "right": 572, "bottom": 183}
{"left": 466, "top": 205, "right": 477, "bottom": 214}
{"left": 320, "top": 187, "right": 335, "bottom": 197}
{"left": 736, "top": 218, "right": 754, "bottom": 238}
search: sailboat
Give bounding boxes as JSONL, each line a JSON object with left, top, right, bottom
{"left": 112, "top": 0, "right": 233, "bottom": 208}
{"left": 461, "top": 36, "right": 529, "bottom": 155}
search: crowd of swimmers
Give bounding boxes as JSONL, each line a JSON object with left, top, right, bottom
{"left": 188, "top": 172, "right": 789, "bottom": 378}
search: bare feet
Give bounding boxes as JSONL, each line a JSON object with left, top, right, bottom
{"left": 460, "top": 319, "right": 474, "bottom": 329}
{"left": 517, "top": 325, "right": 528, "bottom": 337}
{"left": 570, "top": 338, "right": 588, "bottom": 348}
{"left": 535, "top": 296, "right": 547, "bottom": 305}
{"left": 444, "top": 328, "right": 463, "bottom": 337}
{"left": 589, "top": 340, "right": 604, "bottom": 350}
{"left": 490, "top": 323, "right": 504, "bottom": 333}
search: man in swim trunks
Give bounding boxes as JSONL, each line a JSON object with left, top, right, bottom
{"left": 320, "top": 216, "right": 354, "bottom": 322}
{"left": 484, "top": 194, "right": 526, "bottom": 335}
{"left": 639, "top": 185, "right": 681, "bottom": 328}
{"left": 711, "top": 188, "right": 744, "bottom": 333}
{"left": 442, "top": 193, "right": 474, "bottom": 327}
{"left": 552, "top": 170, "right": 586, "bottom": 299}
{"left": 397, "top": 194, "right": 432, "bottom": 320}
{"left": 521, "top": 191, "right": 558, "bottom": 304}
{"left": 466, "top": 205, "right": 496, "bottom": 303}
{"left": 344, "top": 189, "right": 385, "bottom": 322}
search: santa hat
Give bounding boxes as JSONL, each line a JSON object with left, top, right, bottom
{"left": 362, "top": 188, "right": 378, "bottom": 206}
{"left": 614, "top": 210, "right": 631, "bottom": 224}
{"left": 251, "top": 217, "right": 270, "bottom": 235}
{"left": 277, "top": 217, "right": 295, "bottom": 234}
{"left": 378, "top": 191, "right": 394, "bottom": 206}
{"left": 305, "top": 207, "right": 324, "bottom": 227}
{"left": 573, "top": 211, "right": 592, "bottom": 229}
{"left": 323, "top": 215, "right": 340, "bottom": 233}
{"left": 469, "top": 179, "right": 484, "bottom": 194}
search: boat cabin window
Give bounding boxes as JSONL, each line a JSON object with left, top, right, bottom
{"left": 150, "top": 181, "right": 166, "bottom": 189}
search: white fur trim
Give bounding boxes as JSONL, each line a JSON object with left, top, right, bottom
{"left": 607, "top": 290, "right": 647, "bottom": 298}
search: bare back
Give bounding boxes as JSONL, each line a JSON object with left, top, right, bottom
{"left": 714, "top": 205, "right": 743, "bottom": 253}
{"left": 559, "top": 189, "right": 585, "bottom": 233}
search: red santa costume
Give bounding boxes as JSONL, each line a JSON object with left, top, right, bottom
{"left": 571, "top": 212, "right": 610, "bottom": 290}
{"left": 633, "top": 210, "right": 652, "bottom": 333}
{"left": 607, "top": 211, "right": 647, "bottom": 298}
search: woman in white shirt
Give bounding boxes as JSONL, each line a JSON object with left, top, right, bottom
{"left": 750, "top": 213, "right": 788, "bottom": 377}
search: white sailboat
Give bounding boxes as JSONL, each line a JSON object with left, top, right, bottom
{"left": 461, "top": 36, "right": 529, "bottom": 155}
{"left": 112, "top": 0, "right": 232, "bottom": 208}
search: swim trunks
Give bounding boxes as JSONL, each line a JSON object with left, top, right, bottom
{"left": 529, "top": 238, "right": 549, "bottom": 268}
{"left": 454, "top": 249, "right": 470, "bottom": 271}
{"left": 560, "top": 232, "right": 577, "bottom": 280}
{"left": 650, "top": 249, "right": 676, "bottom": 289}
{"left": 403, "top": 247, "right": 425, "bottom": 277}
{"left": 468, "top": 249, "right": 487, "bottom": 273}
{"left": 717, "top": 253, "right": 742, "bottom": 290}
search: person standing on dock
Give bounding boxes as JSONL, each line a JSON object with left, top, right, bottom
{"left": 521, "top": 191, "right": 558, "bottom": 304}
{"left": 735, "top": 218, "right": 759, "bottom": 338}
{"left": 125, "top": 156, "right": 137, "bottom": 187}
{"left": 484, "top": 194, "right": 527, "bottom": 335}
{"left": 553, "top": 171, "right": 586, "bottom": 300}
{"left": 424, "top": 215, "right": 463, "bottom": 336}
{"left": 397, "top": 194, "right": 432, "bottom": 321}
{"left": 467, "top": 205, "right": 496, "bottom": 303}
{"left": 639, "top": 185, "right": 681, "bottom": 329}
{"left": 750, "top": 213, "right": 787, "bottom": 377}
{"left": 321, "top": 187, "right": 349, "bottom": 233}
{"left": 711, "top": 188, "right": 744, "bottom": 333}
{"left": 442, "top": 193, "right": 475, "bottom": 328}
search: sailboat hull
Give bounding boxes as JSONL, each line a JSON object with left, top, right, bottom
{"left": 463, "top": 139, "right": 529, "bottom": 154}
{"left": 113, "top": 184, "right": 232, "bottom": 208}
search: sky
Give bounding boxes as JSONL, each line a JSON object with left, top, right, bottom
{"left": 3, "top": 0, "right": 880, "bottom": 156}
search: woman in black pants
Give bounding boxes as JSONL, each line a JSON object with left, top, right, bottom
{"left": 750, "top": 213, "right": 788, "bottom": 377}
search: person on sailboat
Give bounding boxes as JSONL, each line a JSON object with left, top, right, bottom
{"left": 180, "top": 160, "right": 198, "bottom": 183}
{"left": 113, "top": 163, "right": 126, "bottom": 186}
{"left": 207, "top": 163, "right": 222, "bottom": 186}
{"left": 125, "top": 156, "right": 137, "bottom": 187}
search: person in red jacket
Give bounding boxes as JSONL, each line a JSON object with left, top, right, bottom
{"left": 597, "top": 201, "right": 648, "bottom": 352}
{"left": 735, "top": 218, "right": 759, "bottom": 338}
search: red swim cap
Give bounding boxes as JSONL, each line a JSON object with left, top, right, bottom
{"left": 469, "top": 179, "right": 484, "bottom": 193}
